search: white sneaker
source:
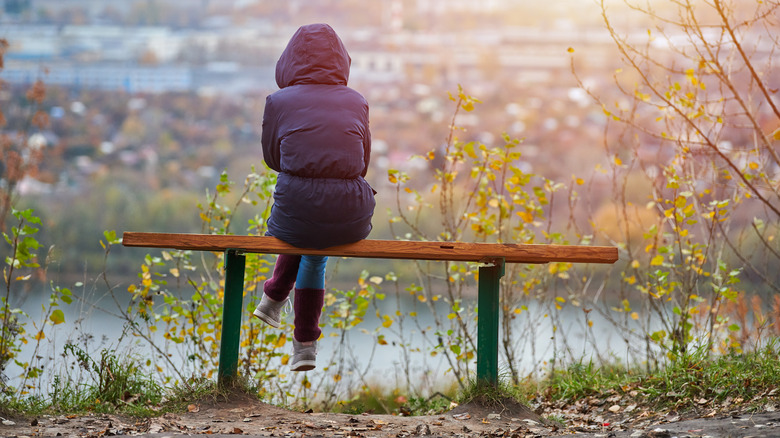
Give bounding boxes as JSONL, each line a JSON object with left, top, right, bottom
{"left": 252, "top": 294, "right": 287, "bottom": 328}
{"left": 290, "top": 339, "right": 317, "bottom": 371}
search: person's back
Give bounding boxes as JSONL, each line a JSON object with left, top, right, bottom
{"left": 254, "top": 23, "right": 375, "bottom": 371}
{"left": 262, "top": 23, "right": 375, "bottom": 249}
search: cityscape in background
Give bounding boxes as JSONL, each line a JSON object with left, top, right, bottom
{"left": 1, "top": 0, "right": 635, "bottom": 201}
{"left": 4, "top": 0, "right": 772, "bottom": 240}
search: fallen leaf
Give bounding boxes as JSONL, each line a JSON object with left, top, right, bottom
{"left": 187, "top": 404, "right": 200, "bottom": 413}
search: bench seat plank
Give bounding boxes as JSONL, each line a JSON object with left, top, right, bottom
{"left": 122, "top": 232, "right": 618, "bottom": 264}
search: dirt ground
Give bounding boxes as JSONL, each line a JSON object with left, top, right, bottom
{"left": 3, "top": 391, "right": 779, "bottom": 438}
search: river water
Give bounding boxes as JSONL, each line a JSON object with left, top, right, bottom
{"left": 7, "top": 272, "right": 647, "bottom": 398}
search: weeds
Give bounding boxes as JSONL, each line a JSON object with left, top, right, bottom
{"left": 457, "top": 375, "right": 531, "bottom": 408}
{"left": 542, "top": 344, "right": 780, "bottom": 414}
{"left": 54, "top": 345, "right": 163, "bottom": 415}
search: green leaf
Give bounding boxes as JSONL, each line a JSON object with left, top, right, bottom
{"left": 728, "top": 324, "right": 740, "bottom": 332}
{"left": 103, "top": 230, "right": 121, "bottom": 245}
{"left": 650, "top": 330, "right": 666, "bottom": 342}
{"left": 50, "top": 309, "right": 65, "bottom": 325}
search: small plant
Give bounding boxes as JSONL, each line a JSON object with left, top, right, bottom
{"left": 404, "top": 393, "right": 453, "bottom": 416}
{"left": 61, "top": 345, "right": 163, "bottom": 414}
{"left": 457, "top": 376, "right": 530, "bottom": 408}
{"left": 1, "top": 208, "right": 71, "bottom": 399}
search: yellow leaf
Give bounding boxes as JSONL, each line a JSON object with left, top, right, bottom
{"left": 555, "top": 296, "right": 566, "bottom": 303}
{"left": 631, "top": 260, "right": 640, "bottom": 269}
{"left": 651, "top": 255, "right": 664, "bottom": 266}
{"left": 35, "top": 330, "right": 45, "bottom": 341}
{"left": 567, "top": 47, "right": 574, "bottom": 53}
{"left": 170, "top": 268, "right": 179, "bottom": 278}
{"left": 575, "top": 178, "right": 584, "bottom": 185}
{"left": 281, "top": 354, "right": 289, "bottom": 365}
{"left": 448, "top": 313, "right": 457, "bottom": 320}
{"left": 333, "top": 374, "right": 342, "bottom": 382}
{"left": 464, "top": 142, "right": 477, "bottom": 158}
{"left": 516, "top": 211, "right": 533, "bottom": 223}
{"left": 382, "top": 315, "right": 393, "bottom": 328}
{"left": 631, "top": 312, "right": 639, "bottom": 320}
{"left": 588, "top": 320, "right": 593, "bottom": 327}
{"left": 749, "top": 162, "right": 759, "bottom": 170}
{"left": 462, "top": 101, "right": 474, "bottom": 112}
{"left": 772, "top": 127, "right": 780, "bottom": 141}
{"left": 614, "top": 156, "right": 623, "bottom": 166}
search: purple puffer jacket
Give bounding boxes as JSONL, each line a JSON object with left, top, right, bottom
{"left": 262, "top": 23, "right": 375, "bottom": 249}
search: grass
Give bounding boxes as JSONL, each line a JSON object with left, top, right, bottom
{"left": 2, "top": 344, "right": 779, "bottom": 420}
{"left": 0, "top": 346, "right": 250, "bottom": 419}
{"left": 457, "top": 374, "right": 532, "bottom": 407}
{"left": 543, "top": 343, "right": 780, "bottom": 413}
{"left": 331, "top": 381, "right": 459, "bottom": 416}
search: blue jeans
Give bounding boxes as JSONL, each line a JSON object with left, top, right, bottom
{"left": 295, "top": 255, "right": 327, "bottom": 289}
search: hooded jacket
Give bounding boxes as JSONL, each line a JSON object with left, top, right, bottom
{"left": 262, "top": 23, "right": 375, "bottom": 249}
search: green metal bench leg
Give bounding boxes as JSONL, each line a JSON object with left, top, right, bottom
{"left": 476, "top": 257, "right": 505, "bottom": 387}
{"left": 218, "top": 248, "right": 246, "bottom": 386}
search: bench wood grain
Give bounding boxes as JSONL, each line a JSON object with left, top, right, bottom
{"left": 122, "top": 232, "right": 618, "bottom": 264}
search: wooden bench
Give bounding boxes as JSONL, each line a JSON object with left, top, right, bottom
{"left": 122, "top": 232, "right": 618, "bottom": 386}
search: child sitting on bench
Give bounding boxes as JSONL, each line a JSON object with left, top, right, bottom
{"left": 252, "top": 23, "right": 376, "bottom": 372}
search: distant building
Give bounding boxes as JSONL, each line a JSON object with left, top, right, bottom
{"left": 0, "top": 0, "right": 31, "bottom": 15}
{"left": 1, "top": 61, "right": 192, "bottom": 93}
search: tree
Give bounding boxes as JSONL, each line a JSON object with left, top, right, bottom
{"left": 0, "top": 39, "right": 48, "bottom": 233}
{"left": 574, "top": 0, "right": 780, "bottom": 358}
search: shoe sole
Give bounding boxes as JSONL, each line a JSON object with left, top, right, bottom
{"left": 290, "top": 360, "right": 316, "bottom": 372}
{"left": 252, "top": 308, "right": 281, "bottom": 328}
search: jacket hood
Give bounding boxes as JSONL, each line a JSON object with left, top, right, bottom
{"left": 275, "top": 23, "right": 351, "bottom": 88}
